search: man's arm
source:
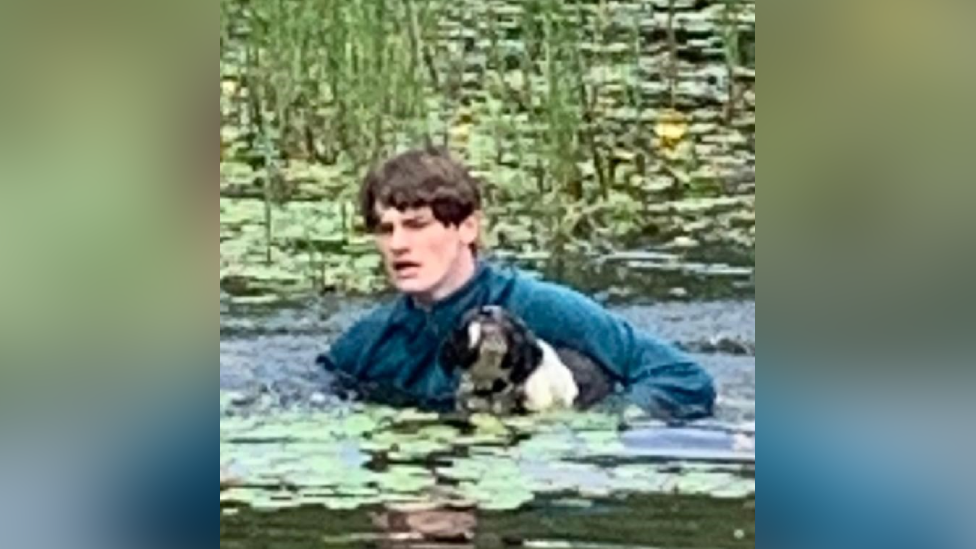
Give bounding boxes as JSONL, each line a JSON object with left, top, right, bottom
{"left": 317, "top": 305, "right": 454, "bottom": 410}
{"left": 316, "top": 306, "right": 389, "bottom": 394}
{"left": 616, "top": 331, "right": 717, "bottom": 421}
{"left": 317, "top": 322, "right": 405, "bottom": 406}
{"left": 508, "top": 279, "right": 716, "bottom": 421}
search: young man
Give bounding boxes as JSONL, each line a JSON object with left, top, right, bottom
{"left": 318, "top": 147, "right": 716, "bottom": 420}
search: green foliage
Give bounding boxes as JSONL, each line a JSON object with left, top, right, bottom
{"left": 220, "top": 0, "right": 757, "bottom": 295}
{"left": 221, "top": 0, "right": 444, "bottom": 169}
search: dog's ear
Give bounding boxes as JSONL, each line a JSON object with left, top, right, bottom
{"left": 438, "top": 310, "right": 480, "bottom": 374}
{"left": 505, "top": 315, "right": 544, "bottom": 385}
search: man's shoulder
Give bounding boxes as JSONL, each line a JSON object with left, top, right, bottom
{"left": 482, "top": 261, "right": 602, "bottom": 317}
{"left": 488, "top": 263, "right": 591, "bottom": 303}
{"left": 482, "top": 260, "right": 559, "bottom": 294}
{"left": 341, "top": 295, "right": 407, "bottom": 335}
{"left": 323, "top": 296, "right": 407, "bottom": 364}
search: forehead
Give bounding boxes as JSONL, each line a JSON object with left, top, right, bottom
{"left": 376, "top": 205, "right": 433, "bottom": 224}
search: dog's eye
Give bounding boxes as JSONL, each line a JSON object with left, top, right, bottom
{"left": 492, "top": 380, "right": 509, "bottom": 393}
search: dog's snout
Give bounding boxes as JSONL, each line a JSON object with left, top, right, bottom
{"left": 473, "top": 379, "right": 510, "bottom": 398}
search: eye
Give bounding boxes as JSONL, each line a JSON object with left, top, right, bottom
{"left": 404, "top": 218, "right": 431, "bottom": 230}
{"left": 492, "top": 380, "right": 509, "bottom": 393}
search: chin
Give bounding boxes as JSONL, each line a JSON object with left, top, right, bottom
{"left": 393, "top": 277, "right": 435, "bottom": 296}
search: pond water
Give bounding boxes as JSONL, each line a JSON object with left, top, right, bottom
{"left": 220, "top": 256, "right": 755, "bottom": 548}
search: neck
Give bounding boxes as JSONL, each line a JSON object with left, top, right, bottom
{"left": 415, "top": 252, "right": 478, "bottom": 308}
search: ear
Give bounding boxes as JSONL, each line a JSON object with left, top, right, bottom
{"left": 506, "top": 318, "right": 544, "bottom": 385}
{"left": 457, "top": 212, "right": 482, "bottom": 249}
{"left": 438, "top": 311, "right": 480, "bottom": 374}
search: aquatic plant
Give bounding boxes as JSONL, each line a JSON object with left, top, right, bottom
{"left": 219, "top": 0, "right": 757, "bottom": 295}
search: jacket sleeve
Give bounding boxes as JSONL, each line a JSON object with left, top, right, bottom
{"left": 316, "top": 306, "right": 389, "bottom": 395}
{"left": 510, "top": 279, "right": 716, "bottom": 421}
{"left": 316, "top": 305, "right": 453, "bottom": 410}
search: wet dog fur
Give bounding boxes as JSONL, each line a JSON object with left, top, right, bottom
{"left": 438, "top": 306, "right": 614, "bottom": 415}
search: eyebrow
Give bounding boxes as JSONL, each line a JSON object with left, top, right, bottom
{"left": 401, "top": 213, "right": 432, "bottom": 223}
{"left": 377, "top": 213, "right": 431, "bottom": 228}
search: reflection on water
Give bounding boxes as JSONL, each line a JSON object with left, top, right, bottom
{"left": 221, "top": 491, "right": 755, "bottom": 548}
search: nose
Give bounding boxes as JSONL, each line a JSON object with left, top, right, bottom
{"left": 388, "top": 225, "right": 410, "bottom": 252}
{"left": 474, "top": 380, "right": 509, "bottom": 397}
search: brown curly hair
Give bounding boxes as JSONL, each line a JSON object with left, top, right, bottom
{"left": 360, "top": 146, "right": 483, "bottom": 233}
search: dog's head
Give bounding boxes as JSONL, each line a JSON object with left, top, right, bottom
{"left": 438, "top": 306, "right": 544, "bottom": 413}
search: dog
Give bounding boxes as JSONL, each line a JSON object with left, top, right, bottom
{"left": 438, "top": 306, "right": 614, "bottom": 415}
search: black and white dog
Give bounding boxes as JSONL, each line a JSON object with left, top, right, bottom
{"left": 439, "top": 306, "right": 614, "bottom": 415}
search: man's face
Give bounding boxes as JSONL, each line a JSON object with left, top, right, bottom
{"left": 374, "top": 205, "right": 479, "bottom": 302}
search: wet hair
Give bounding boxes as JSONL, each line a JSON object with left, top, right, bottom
{"left": 360, "top": 146, "right": 483, "bottom": 233}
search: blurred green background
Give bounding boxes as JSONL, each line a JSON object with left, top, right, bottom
{"left": 0, "top": 1, "right": 210, "bottom": 400}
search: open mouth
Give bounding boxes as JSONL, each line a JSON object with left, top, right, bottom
{"left": 393, "top": 260, "right": 421, "bottom": 277}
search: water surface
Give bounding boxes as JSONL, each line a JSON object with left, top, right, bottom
{"left": 220, "top": 256, "right": 755, "bottom": 548}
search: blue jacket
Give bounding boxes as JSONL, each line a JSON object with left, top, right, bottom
{"left": 319, "top": 261, "right": 716, "bottom": 420}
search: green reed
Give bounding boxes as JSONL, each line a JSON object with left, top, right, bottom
{"left": 222, "top": 0, "right": 444, "bottom": 169}
{"left": 221, "top": 0, "right": 757, "bottom": 262}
